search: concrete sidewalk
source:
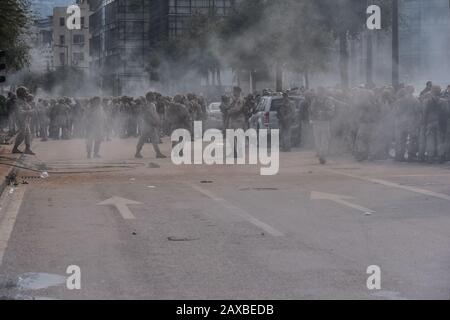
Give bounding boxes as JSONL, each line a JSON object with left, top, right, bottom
{"left": 0, "top": 136, "right": 22, "bottom": 196}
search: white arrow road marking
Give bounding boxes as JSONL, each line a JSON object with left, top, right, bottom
{"left": 311, "top": 191, "right": 376, "bottom": 214}
{"left": 97, "top": 196, "right": 142, "bottom": 220}
{"left": 0, "top": 187, "right": 26, "bottom": 267}
{"left": 187, "top": 183, "right": 284, "bottom": 237}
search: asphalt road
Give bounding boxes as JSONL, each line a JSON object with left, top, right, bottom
{"left": 1, "top": 137, "right": 450, "bottom": 299}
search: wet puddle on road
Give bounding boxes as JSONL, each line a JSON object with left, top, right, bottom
{"left": 16, "top": 272, "right": 66, "bottom": 290}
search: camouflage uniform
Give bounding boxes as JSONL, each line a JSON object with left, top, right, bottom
{"left": 310, "top": 88, "right": 336, "bottom": 164}
{"left": 135, "top": 93, "right": 166, "bottom": 159}
{"left": 226, "top": 88, "right": 246, "bottom": 158}
{"left": 277, "top": 94, "right": 295, "bottom": 152}
{"left": 12, "top": 87, "right": 35, "bottom": 155}
{"left": 37, "top": 99, "right": 50, "bottom": 141}
{"left": 353, "top": 88, "right": 380, "bottom": 161}
{"left": 422, "top": 86, "right": 447, "bottom": 162}
{"left": 85, "top": 97, "right": 105, "bottom": 158}
{"left": 393, "top": 87, "right": 421, "bottom": 161}
{"left": 443, "top": 87, "right": 450, "bottom": 160}
{"left": 219, "top": 95, "right": 231, "bottom": 133}
{"left": 167, "top": 95, "right": 192, "bottom": 156}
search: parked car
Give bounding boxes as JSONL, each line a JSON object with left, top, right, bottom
{"left": 205, "top": 102, "right": 223, "bottom": 130}
{"left": 249, "top": 95, "right": 304, "bottom": 147}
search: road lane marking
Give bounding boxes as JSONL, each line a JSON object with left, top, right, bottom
{"left": 388, "top": 174, "right": 450, "bottom": 178}
{"left": 97, "top": 196, "right": 142, "bottom": 219}
{"left": 0, "top": 187, "right": 26, "bottom": 266}
{"left": 186, "top": 183, "right": 284, "bottom": 237}
{"left": 311, "top": 191, "right": 375, "bottom": 214}
{"left": 326, "top": 169, "right": 450, "bottom": 201}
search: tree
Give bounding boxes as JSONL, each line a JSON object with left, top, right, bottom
{"left": 184, "top": 11, "right": 222, "bottom": 86}
{"left": 219, "top": 0, "right": 334, "bottom": 91}
{"left": 0, "top": 0, "right": 31, "bottom": 71}
{"left": 218, "top": 0, "right": 272, "bottom": 89}
{"left": 314, "top": 0, "right": 391, "bottom": 89}
{"left": 268, "top": 0, "right": 334, "bottom": 90}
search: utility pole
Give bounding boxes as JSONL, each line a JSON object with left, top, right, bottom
{"left": 392, "top": 0, "right": 399, "bottom": 89}
{"left": 366, "top": 0, "right": 374, "bottom": 88}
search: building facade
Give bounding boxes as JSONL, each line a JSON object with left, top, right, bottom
{"left": 399, "top": 0, "right": 450, "bottom": 85}
{"left": 89, "top": 0, "right": 151, "bottom": 95}
{"left": 149, "top": 0, "right": 234, "bottom": 45}
{"left": 53, "top": 0, "right": 92, "bottom": 69}
{"left": 29, "top": 16, "right": 54, "bottom": 71}
{"left": 88, "top": 0, "right": 235, "bottom": 95}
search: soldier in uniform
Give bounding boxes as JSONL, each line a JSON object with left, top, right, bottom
{"left": 309, "top": 87, "right": 336, "bottom": 164}
{"left": 12, "top": 87, "right": 35, "bottom": 155}
{"left": 420, "top": 81, "right": 433, "bottom": 98}
{"left": 85, "top": 97, "right": 105, "bottom": 159}
{"left": 52, "top": 98, "right": 69, "bottom": 140}
{"left": 167, "top": 95, "right": 192, "bottom": 157}
{"left": 135, "top": 92, "right": 166, "bottom": 159}
{"left": 442, "top": 85, "right": 450, "bottom": 99}
{"left": 227, "top": 86, "right": 246, "bottom": 158}
{"left": 243, "top": 94, "right": 256, "bottom": 130}
{"left": 36, "top": 98, "right": 50, "bottom": 141}
{"left": 72, "top": 98, "right": 86, "bottom": 138}
{"left": 277, "top": 92, "right": 295, "bottom": 152}
{"left": 155, "top": 93, "right": 167, "bottom": 140}
{"left": 393, "top": 86, "right": 421, "bottom": 161}
{"left": 219, "top": 94, "right": 231, "bottom": 133}
{"left": 422, "top": 85, "right": 447, "bottom": 163}
{"left": 353, "top": 88, "right": 380, "bottom": 161}
{"left": 442, "top": 86, "right": 450, "bottom": 161}
{"left": 127, "top": 98, "right": 139, "bottom": 138}
{"left": 167, "top": 95, "right": 192, "bottom": 135}
{"left": 63, "top": 97, "right": 73, "bottom": 139}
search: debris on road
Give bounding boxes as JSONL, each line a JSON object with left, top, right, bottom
{"left": 148, "top": 162, "right": 160, "bottom": 168}
{"left": 40, "top": 171, "right": 49, "bottom": 179}
{"left": 168, "top": 236, "right": 199, "bottom": 242}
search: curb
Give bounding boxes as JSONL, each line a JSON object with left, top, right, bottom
{"left": 0, "top": 135, "right": 21, "bottom": 197}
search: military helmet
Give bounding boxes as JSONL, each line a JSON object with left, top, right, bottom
{"left": 90, "top": 96, "right": 101, "bottom": 105}
{"left": 145, "top": 91, "right": 155, "bottom": 102}
{"left": 16, "top": 86, "right": 28, "bottom": 98}
{"left": 173, "top": 94, "right": 184, "bottom": 103}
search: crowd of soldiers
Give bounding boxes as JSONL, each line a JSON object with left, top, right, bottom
{"left": 0, "top": 86, "right": 207, "bottom": 159}
{"left": 1, "top": 81, "right": 450, "bottom": 165}
{"left": 217, "top": 81, "right": 450, "bottom": 165}
{"left": 300, "top": 81, "right": 450, "bottom": 164}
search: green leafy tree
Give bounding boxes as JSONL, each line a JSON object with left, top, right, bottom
{"left": 0, "top": 0, "right": 31, "bottom": 70}
{"left": 218, "top": 0, "right": 271, "bottom": 88}
{"left": 314, "top": 0, "right": 392, "bottom": 88}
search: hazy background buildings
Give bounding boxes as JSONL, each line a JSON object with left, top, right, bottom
{"left": 21, "top": 0, "right": 450, "bottom": 95}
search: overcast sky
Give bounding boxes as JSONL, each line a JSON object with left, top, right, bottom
{"left": 31, "top": 0, "right": 74, "bottom": 17}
